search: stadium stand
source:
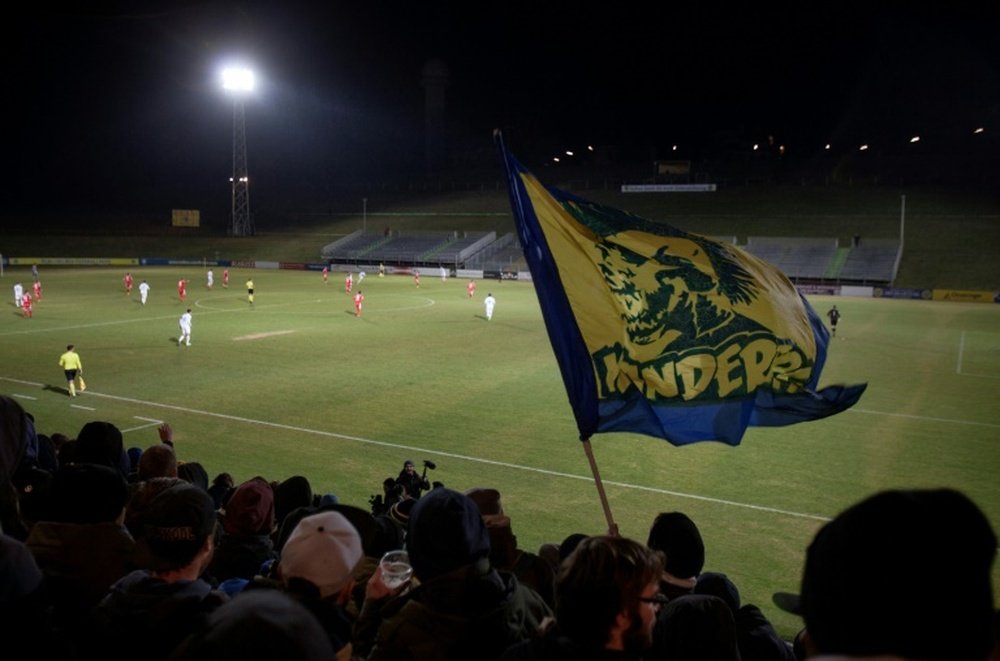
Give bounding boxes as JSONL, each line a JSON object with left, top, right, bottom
{"left": 323, "top": 230, "right": 494, "bottom": 268}
{"left": 324, "top": 229, "right": 895, "bottom": 285}
{"left": 836, "top": 238, "right": 901, "bottom": 284}
{"left": 743, "top": 237, "right": 838, "bottom": 280}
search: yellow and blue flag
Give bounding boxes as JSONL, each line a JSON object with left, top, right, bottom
{"left": 498, "top": 138, "right": 866, "bottom": 445}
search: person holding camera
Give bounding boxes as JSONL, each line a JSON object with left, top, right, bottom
{"left": 396, "top": 460, "right": 431, "bottom": 499}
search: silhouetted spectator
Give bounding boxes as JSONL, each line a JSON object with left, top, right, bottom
{"left": 646, "top": 593, "right": 740, "bottom": 660}
{"left": 178, "top": 461, "right": 210, "bottom": 492}
{"left": 209, "top": 477, "right": 276, "bottom": 582}
{"left": 75, "top": 421, "right": 129, "bottom": 478}
{"left": 466, "top": 486, "right": 555, "bottom": 608}
{"left": 356, "top": 487, "right": 551, "bottom": 660}
{"left": 695, "top": 571, "right": 794, "bottom": 660}
{"left": 779, "top": 488, "right": 997, "bottom": 660}
{"left": 169, "top": 590, "right": 337, "bottom": 661}
{"left": 26, "top": 462, "right": 136, "bottom": 654}
{"left": 646, "top": 511, "right": 704, "bottom": 599}
{"left": 208, "top": 472, "right": 235, "bottom": 509}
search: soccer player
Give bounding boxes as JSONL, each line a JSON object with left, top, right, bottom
{"left": 178, "top": 309, "right": 193, "bottom": 346}
{"left": 223, "top": 269, "right": 230, "bottom": 288}
{"left": 467, "top": 280, "right": 476, "bottom": 298}
{"left": 827, "top": 305, "right": 841, "bottom": 337}
{"left": 440, "top": 265, "right": 447, "bottom": 281}
{"left": 322, "top": 266, "right": 329, "bottom": 285}
{"left": 31, "top": 263, "right": 39, "bottom": 281}
{"left": 207, "top": 269, "right": 214, "bottom": 290}
{"left": 345, "top": 272, "right": 353, "bottom": 293}
{"left": 246, "top": 278, "right": 255, "bottom": 305}
{"left": 58, "top": 344, "right": 83, "bottom": 397}
{"left": 21, "top": 291, "right": 32, "bottom": 318}
{"left": 484, "top": 292, "right": 496, "bottom": 321}
{"left": 358, "top": 270, "right": 366, "bottom": 283}
{"left": 139, "top": 280, "right": 150, "bottom": 305}
{"left": 32, "top": 280, "right": 42, "bottom": 301}
{"left": 378, "top": 262, "right": 385, "bottom": 277}
{"left": 177, "top": 278, "right": 188, "bottom": 302}
{"left": 354, "top": 290, "right": 364, "bottom": 317}
{"left": 13, "top": 282, "right": 23, "bottom": 308}
{"left": 414, "top": 271, "right": 420, "bottom": 288}
{"left": 123, "top": 272, "right": 133, "bottom": 295}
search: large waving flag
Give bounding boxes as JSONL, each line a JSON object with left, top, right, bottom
{"left": 497, "top": 136, "right": 866, "bottom": 446}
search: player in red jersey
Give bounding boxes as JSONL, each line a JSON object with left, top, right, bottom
{"left": 322, "top": 266, "right": 329, "bottom": 284}
{"left": 414, "top": 271, "right": 420, "bottom": 288}
{"left": 178, "top": 278, "right": 189, "bottom": 302}
{"left": 467, "top": 279, "right": 476, "bottom": 298}
{"left": 223, "top": 269, "right": 230, "bottom": 288}
{"left": 345, "top": 272, "right": 353, "bottom": 293}
{"left": 33, "top": 280, "right": 42, "bottom": 301}
{"left": 353, "top": 290, "right": 364, "bottom": 317}
{"left": 123, "top": 272, "right": 134, "bottom": 295}
{"left": 21, "top": 292, "right": 33, "bottom": 318}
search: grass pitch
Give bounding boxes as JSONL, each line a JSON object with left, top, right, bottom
{"left": 2, "top": 264, "right": 999, "bottom": 638}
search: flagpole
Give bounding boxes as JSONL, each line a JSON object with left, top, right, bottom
{"left": 582, "top": 438, "right": 619, "bottom": 536}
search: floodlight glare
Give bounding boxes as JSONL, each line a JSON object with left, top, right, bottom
{"left": 222, "top": 67, "right": 255, "bottom": 92}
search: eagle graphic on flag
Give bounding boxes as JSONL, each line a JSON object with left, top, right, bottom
{"left": 498, "top": 136, "right": 866, "bottom": 446}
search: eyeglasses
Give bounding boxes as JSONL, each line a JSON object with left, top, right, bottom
{"left": 638, "top": 593, "right": 670, "bottom": 608}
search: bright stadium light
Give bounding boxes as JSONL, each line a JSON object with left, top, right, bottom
{"left": 221, "top": 66, "right": 255, "bottom": 236}
{"left": 222, "top": 67, "right": 255, "bottom": 92}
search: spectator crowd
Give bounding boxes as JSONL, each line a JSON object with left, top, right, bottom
{"left": 1, "top": 393, "right": 997, "bottom": 660}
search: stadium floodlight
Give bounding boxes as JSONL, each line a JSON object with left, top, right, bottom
{"left": 222, "top": 66, "right": 255, "bottom": 236}
{"left": 222, "top": 67, "right": 255, "bottom": 93}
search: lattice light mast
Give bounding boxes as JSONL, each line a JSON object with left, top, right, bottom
{"left": 222, "top": 67, "right": 255, "bottom": 236}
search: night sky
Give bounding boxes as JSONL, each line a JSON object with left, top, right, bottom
{"left": 2, "top": 3, "right": 998, "bottom": 220}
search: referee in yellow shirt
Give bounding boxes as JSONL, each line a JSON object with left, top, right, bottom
{"left": 58, "top": 344, "right": 83, "bottom": 397}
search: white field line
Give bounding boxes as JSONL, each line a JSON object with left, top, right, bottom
{"left": 11, "top": 394, "right": 37, "bottom": 400}
{"left": 120, "top": 419, "right": 164, "bottom": 434}
{"left": 954, "top": 330, "right": 1000, "bottom": 379}
{"left": 69, "top": 403, "right": 96, "bottom": 411}
{"left": 5, "top": 375, "right": 1000, "bottom": 522}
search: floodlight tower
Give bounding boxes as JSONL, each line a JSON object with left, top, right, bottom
{"left": 222, "top": 67, "right": 255, "bottom": 236}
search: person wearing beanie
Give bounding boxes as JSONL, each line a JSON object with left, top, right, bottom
{"left": 75, "top": 421, "right": 131, "bottom": 478}
{"left": 646, "top": 511, "right": 705, "bottom": 599}
{"left": 208, "top": 476, "right": 277, "bottom": 582}
{"left": 355, "top": 487, "right": 551, "bottom": 660}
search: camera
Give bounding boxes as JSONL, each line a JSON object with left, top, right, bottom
{"left": 423, "top": 460, "right": 437, "bottom": 470}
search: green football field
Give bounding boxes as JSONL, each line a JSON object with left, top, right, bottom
{"left": 2, "top": 264, "right": 999, "bottom": 638}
